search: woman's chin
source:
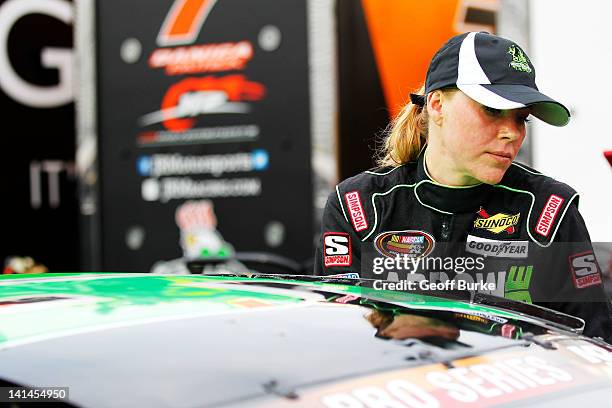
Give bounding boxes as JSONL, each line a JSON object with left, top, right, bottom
{"left": 472, "top": 166, "right": 507, "bottom": 185}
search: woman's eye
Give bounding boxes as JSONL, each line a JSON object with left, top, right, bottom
{"left": 517, "top": 115, "right": 531, "bottom": 124}
{"left": 483, "top": 106, "right": 503, "bottom": 117}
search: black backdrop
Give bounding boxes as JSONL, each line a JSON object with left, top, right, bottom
{"left": 96, "top": 0, "right": 313, "bottom": 271}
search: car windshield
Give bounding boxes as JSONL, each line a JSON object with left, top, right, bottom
{"left": 184, "top": 255, "right": 586, "bottom": 335}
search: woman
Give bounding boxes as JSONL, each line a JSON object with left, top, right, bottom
{"left": 315, "top": 32, "right": 611, "bottom": 341}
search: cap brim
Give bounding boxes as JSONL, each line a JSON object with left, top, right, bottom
{"left": 457, "top": 83, "right": 570, "bottom": 127}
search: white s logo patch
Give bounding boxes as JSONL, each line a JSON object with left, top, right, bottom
{"left": 324, "top": 235, "right": 349, "bottom": 255}
{"left": 572, "top": 253, "right": 597, "bottom": 276}
{"left": 323, "top": 233, "right": 351, "bottom": 267}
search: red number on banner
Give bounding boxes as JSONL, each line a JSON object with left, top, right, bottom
{"left": 157, "top": 0, "right": 218, "bottom": 46}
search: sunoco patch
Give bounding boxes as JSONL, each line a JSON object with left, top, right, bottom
{"left": 474, "top": 207, "right": 520, "bottom": 235}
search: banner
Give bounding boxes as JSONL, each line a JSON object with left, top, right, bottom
{"left": 96, "top": 0, "right": 313, "bottom": 271}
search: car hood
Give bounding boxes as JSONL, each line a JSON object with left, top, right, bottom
{"left": 0, "top": 273, "right": 611, "bottom": 408}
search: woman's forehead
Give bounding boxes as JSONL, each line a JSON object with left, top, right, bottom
{"left": 456, "top": 91, "right": 532, "bottom": 114}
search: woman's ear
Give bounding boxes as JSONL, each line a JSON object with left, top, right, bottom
{"left": 426, "top": 91, "right": 444, "bottom": 126}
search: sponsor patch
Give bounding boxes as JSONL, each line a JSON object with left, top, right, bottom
{"left": 454, "top": 312, "right": 487, "bottom": 324}
{"left": 327, "top": 272, "right": 360, "bottom": 279}
{"left": 374, "top": 230, "right": 435, "bottom": 258}
{"left": 501, "top": 324, "right": 517, "bottom": 338}
{"left": 469, "top": 311, "right": 508, "bottom": 324}
{"left": 505, "top": 265, "right": 533, "bottom": 303}
{"left": 569, "top": 251, "right": 602, "bottom": 289}
{"left": 474, "top": 208, "right": 520, "bottom": 234}
{"left": 324, "top": 233, "right": 352, "bottom": 267}
{"left": 344, "top": 191, "right": 368, "bottom": 232}
{"left": 454, "top": 311, "right": 508, "bottom": 325}
{"left": 465, "top": 235, "right": 528, "bottom": 258}
{"left": 333, "top": 294, "right": 360, "bottom": 304}
{"left": 536, "top": 194, "right": 564, "bottom": 237}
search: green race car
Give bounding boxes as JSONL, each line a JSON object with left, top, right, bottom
{"left": 0, "top": 271, "right": 611, "bottom": 407}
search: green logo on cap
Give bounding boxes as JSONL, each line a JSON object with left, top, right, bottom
{"left": 507, "top": 45, "right": 532, "bottom": 73}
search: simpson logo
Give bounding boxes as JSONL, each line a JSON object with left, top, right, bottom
{"left": 569, "top": 251, "right": 602, "bottom": 289}
{"left": 324, "top": 233, "right": 352, "bottom": 267}
{"left": 374, "top": 230, "right": 435, "bottom": 258}
{"left": 139, "top": 75, "right": 266, "bottom": 132}
{"left": 536, "top": 194, "right": 564, "bottom": 237}
{"left": 157, "top": 0, "right": 218, "bottom": 46}
{"left": 465, "top": 235, "right": 528, "bottom": 258}
{"left": 474, "top": 208, "right": 520, "bottom": 234}
{"left": 344, "top": 191, "right": 368, "bottom": 232}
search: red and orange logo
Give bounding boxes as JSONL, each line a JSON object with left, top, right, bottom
{"left": 140, "top": 75, "right": 266, "bottom": 132}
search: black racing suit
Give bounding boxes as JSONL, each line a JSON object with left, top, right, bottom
{"left": 314, "top": 152, "right": 612, "bottom": 342}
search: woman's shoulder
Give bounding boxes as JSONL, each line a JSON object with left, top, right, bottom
{"left": 337, "top": 162, "right": 419, "bottom": 193}
{"left": 500, "top": 161, "right": 581, "bottom": 245}
{"left": 500, "top": 161, "right": 578, "bottom": 198}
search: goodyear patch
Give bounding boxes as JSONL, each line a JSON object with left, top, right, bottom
{"left": 465, "top": 235, "right": 528, "bottom": 258}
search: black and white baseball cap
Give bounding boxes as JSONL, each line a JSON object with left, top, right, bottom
{"left": 424, "top": 32, "right": 570, "bottom": 126}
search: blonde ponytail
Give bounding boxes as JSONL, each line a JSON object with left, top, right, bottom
{"left": 377, "top": 84, "right": 428, "bottom": 167}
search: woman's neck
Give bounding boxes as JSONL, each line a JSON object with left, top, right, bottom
{"left": 424, "top": 147, "right": 481, "bottom": 187}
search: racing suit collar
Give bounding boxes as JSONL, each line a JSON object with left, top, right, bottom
{"left": 414, "top": 150, "right": 492, "bottom": 214}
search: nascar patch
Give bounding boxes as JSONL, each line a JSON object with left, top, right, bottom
{"left": 374, "top": 230, "right": 435, "bottom": 258}
{"left": 474, "top": 208, "right": 520, "bottom": 234}
{"left": 536, "top": 194, "right": 564, "bottom": 237}
{"left": 344, "top": 191, "right": 368, "bottom": 232}
{"left": 323, "top": 232, "right": 352, "bottom": 267}
{"left": 569, "top": 251, "right": 602, "bottom": 289}
{"left": 465, "top": 235, "right": 528, "bottom": 258}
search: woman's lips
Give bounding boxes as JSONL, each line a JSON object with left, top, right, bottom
{"left": 486, "top": 151, "right": 512, "bottom": 164}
